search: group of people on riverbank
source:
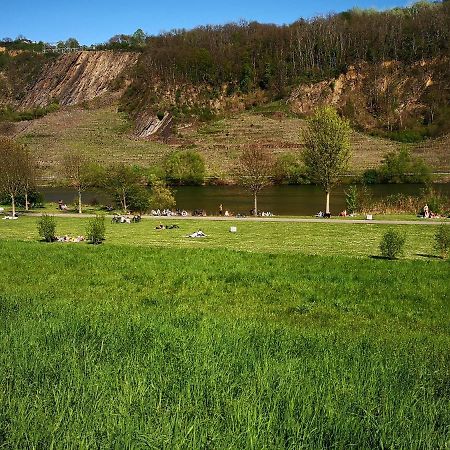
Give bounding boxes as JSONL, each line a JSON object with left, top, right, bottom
{"left": 420, "top": 204, "right": 442, "bottom": 219}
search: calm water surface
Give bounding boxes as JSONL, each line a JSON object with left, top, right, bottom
{"left": 40, "top": 184, "right": 450, "bottom": 216}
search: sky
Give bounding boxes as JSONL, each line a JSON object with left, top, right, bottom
{"left": 2, "top": 0, "right": 412, "bottom": 45}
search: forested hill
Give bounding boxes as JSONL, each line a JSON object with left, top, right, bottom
{"left": 120, "top": 1, "right": 450, "bottom": 138}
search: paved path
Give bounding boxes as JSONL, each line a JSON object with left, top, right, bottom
{"left": 20, "top": 212, "right": 450, "bottom": 226}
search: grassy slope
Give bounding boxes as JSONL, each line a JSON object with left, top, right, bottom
{"left": 0, "top": 240, "right": 448, "bottom": 448}
{"left": 14, "top": 104, "right": 449, "bottom": 181}
{"left": 181, "top": 112, "right": 403, "bottom": 176}
{"left": 16, "top": 106, "right": 167, "bottom": 180}
{"left": 0, "top": 215, "right": 447, "bottom": 258}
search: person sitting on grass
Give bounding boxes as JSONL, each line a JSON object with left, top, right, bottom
{"left": 155, "top": 223, "right": 166, "bottom": 230}
{"left": 58, "top": 200, "right": 69, "bottom": 211}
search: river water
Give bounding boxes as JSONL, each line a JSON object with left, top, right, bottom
{"left": 39, "top": 184, "right": 450, "bottom": 216}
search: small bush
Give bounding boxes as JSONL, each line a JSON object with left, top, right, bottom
{"left": 273, "top": 153, "right": 309, "bottom": 185}
{"left": 164, "top": 150, "right": 205, "bottom": 185}
{"left": 379, "top": 229, "right": 406, "bottom": 259}
{"left": 86, "top": 215, "right": 106, "bottom": 245}
{"left": 362, "top": 169, "right": 380, "bottom": 185}
{"left": 434, "top": 224, "right": 450, "bottom": 259}
{"left": 37, "top": 215, "right": 56, "bottom": 242}
{"left": 344, "top": 185, "right": 358, "bottom": 214}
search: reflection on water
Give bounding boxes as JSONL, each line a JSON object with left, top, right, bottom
{"left": 39, "top": 184, "right": 450, "bottom": 216}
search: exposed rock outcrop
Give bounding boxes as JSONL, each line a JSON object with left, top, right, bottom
{"left": 20, "top": 51, "right": 138, "bottom": 108}
{"left": 134, "top": 111, "right": 173, "bottom": 139}
{"left": 288, "top": 59, "right": 449, "bottom": 132}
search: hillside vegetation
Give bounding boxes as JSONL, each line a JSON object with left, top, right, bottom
{"left": 120, "top": 1, "right": 450, "bottom": 138}
{"left": 11, "top": 104, "right": 449, "bottom": 182}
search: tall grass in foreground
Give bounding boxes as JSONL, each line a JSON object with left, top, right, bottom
{"left": 0, "top": 242, "right": 449, "bottom": 448}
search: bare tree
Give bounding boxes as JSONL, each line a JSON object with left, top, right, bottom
{"left": 302, "top": 107, "right": 351, "bottom": 215}
{"left": 63, "top": 151, "right": 92, "bottom": 214}
{"left": 236, "top": 146, "right": 274, "bottom": 216}
{"left": 0, "top": 137, "right": 29, "bottom": 217}
{"left": 23, "top": 147, "right": 36, "bottom": 211}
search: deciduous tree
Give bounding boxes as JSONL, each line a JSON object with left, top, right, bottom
{"left": 150, "top": 179, "right": 176, "bottom": 210}
{"left": 22, "top": 146, "right": 36, "bottom": 211}
{"left": 0, "top": 137, "right": 30, "bottom": 217}
{"left": 63, "top": 151, "right": 93, "bottom": 214}
{"left": 105, "top": 164, "right": 143, "bottom": 213}
{"left": 164, "top": 150, "right": 205, "bottom": 185}
{"left": 236, "top": 146, "right": 274, "bottom": 216}
{"left": 302, "top": 107, "right": 351, "bottom": 215}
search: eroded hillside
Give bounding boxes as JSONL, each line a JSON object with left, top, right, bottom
{"left": 20, "top": 51, "right": 138, "bottom": 108}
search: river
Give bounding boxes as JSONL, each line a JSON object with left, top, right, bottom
{"left": 39, "top": 184, "right": 450, "bottom": 216}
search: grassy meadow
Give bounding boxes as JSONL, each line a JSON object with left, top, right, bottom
{"left": 0, "top": 218, "right": 449, "bottom": 448}
{"left": 0, "top": 215, "right": 448, "bottom": 258}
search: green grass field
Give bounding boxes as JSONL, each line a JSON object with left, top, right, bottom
{"left": 0, "top": 215, "right": 447, "bottom": 258}
{"left": 0, "top": 219, "right": 449, "bottom": 448}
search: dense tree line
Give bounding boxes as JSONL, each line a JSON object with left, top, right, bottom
{"left": 127, "top": 1, "right": 449, "bottom": 97}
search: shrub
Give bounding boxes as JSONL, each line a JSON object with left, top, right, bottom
{"left": 379, "top": 148, "right": 431, "bottom": 184}
{"left": 434, "top": 224, "right": 450, "bottom": 259}
{"left": 344, "top": 185, "right": 358, "bottom": 214}
{"left": 379, "top": 229, "right": 406, "bottom": 259}
{"left": 362, "top": 169, "right": 380, "bottom": 185}
{"left": 37, "top": 215, "right": 56, "bottom": 242}
{"left": 273, "top": 153, "right": 309, "bottom": 184}
{"left": 86, "top": 215, "right": 106, "bottom": 245}
{"left": 164, "top": 150, "right": 205, "bottom": 185}
{"left": 150, "top": 179, "right": 176, "bottom": 210}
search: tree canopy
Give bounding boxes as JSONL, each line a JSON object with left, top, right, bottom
{"left": 302, "top": 107, "right": 351, "bottom": 214}
{"left": 0, "top": 137, "right": 32, "bottom": 216}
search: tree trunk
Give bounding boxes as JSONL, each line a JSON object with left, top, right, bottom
{"left": 326, "top": 190, "right": 330, "bottom": 215}
{"left": 254, "top": 192, "right": 258, "bottom": 216}
{"left": 122, "top": 190, "right": 127, "bottom": 213}
{"left": 78, "top": 188, "right": 82, "bottom": 214}
{"left": 11, "top": 195, "right": 15, "bottom": 217}
{"left": 25, "top": 191, "right": 29, "bottom": 211}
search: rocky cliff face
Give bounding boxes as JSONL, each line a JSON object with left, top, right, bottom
{"left": 289, "top": 59, "right": 449, "bottom": 134}
{"left": 20, "top": 51, "right": 138, "bottom": 108}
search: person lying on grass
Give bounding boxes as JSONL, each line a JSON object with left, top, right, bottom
{"left": 156, "top": 224, "right": 180, "bottom": 230}
{"left": 56, "top": 235, "right": 85, "bottom": 243}
{"left": 188, "top": 230, "right": 207, "bottom": 238}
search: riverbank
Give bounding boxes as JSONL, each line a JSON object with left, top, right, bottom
{"left": 32, "top": 183, "right": 450, "bottom": 217}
